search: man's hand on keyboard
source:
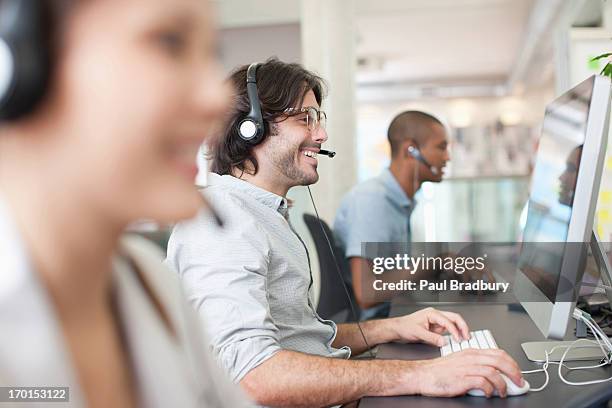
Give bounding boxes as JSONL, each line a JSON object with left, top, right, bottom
{"left": 415, "top": 348, "right": 525, "bottom": 398}
{"left": 386, "top": 307, "right": 470, "bottom": 347}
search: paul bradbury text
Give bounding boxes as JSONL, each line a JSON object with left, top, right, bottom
{"left": 372, "top": 279, "right": 510, "bottom": 293}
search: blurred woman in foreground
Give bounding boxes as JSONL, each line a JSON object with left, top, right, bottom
{"left": 0, "top": 0, "right": 246, "bottom": 407}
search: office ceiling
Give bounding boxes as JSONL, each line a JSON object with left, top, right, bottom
{"left": 213, "top": 0, "right": 596, "bottom": 95}
{"left": 353, "top": 0, "right": 534, "bottom": 86}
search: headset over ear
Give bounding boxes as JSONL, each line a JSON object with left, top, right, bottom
{"left": 238, "top": 62, "right": 265, "bottom": 145}
{"left": 0, "top": 0, "right": 52, "bottom": 121}
{"left": 407, "top": 145, "right": 439, "bottom": 175}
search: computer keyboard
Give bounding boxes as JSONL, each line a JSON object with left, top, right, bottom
{"left": 440, "top": 329, "right": 498, "bottom": 356}
{"left": 439, "top": 329, "right": 530, "bottom": 397}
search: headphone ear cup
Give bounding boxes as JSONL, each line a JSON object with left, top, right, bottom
{"left": 0, "top": 0, "right": 52, "bottom": 121}
{"left": 238, "top": 118, "right": 259, "bottom": 140}
{"left": 238, "top": 117, "right": 266, "bottom": 145}
{"left": 0, "top": 38, "right": 14, "bottom": 107}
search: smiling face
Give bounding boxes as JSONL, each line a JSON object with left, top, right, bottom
{"left": 256, "top": 90, "right": 328, "bottom": 189}
{"left": 42, "top": 0, "right": 230, "bottom": 223}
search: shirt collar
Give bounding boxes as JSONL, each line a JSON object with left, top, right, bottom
{"left": 207, "top": 173, "right": 289, "bottom": 217}
{"left": 380, "top": 167, "right": 414, "bottom": 209}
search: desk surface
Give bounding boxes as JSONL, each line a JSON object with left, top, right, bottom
{"left": 360, "top": 303, "right": 611, "bottom": 408}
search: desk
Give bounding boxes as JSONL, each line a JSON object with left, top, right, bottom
{"left": 360, "top": 303, "right": 612, "bottom": 408}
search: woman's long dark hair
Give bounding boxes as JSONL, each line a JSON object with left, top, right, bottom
{"left": 209, "top": 57, "right": 326, "bottom": 176}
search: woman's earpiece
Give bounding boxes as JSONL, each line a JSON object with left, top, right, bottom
{"left": 0, "top": 0, "right": 52, "bottom": 121}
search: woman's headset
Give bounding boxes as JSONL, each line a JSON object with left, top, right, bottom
{"left": 0, "top": 0, "right": 52, "bottom": 121}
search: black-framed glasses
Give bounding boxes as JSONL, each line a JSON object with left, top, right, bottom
{"left": 284, "top": 107, "right": 327, "bottom": 131}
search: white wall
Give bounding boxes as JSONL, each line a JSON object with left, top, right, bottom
{"left": 218, "top": 24, "right": 302, "bottom": 72}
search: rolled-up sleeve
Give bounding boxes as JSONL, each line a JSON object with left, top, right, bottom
{"left": 166, "top": 196, "right": 282, "bottom": 383}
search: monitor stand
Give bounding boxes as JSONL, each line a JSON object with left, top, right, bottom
{"left": 522, "top": 230, "right": 612, "bottom": 362}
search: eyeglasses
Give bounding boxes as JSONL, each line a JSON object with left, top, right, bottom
{"left": 284, "top": 107, "right": 327, "bottom": 131}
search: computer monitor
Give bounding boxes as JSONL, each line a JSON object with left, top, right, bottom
{"left": 515, "top": 75, "right": 611, "bottom": 341}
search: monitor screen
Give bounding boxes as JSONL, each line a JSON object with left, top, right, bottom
{"left": 519, "top": 77, "right": 594, "bottom": 302}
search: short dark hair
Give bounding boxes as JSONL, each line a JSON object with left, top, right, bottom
{"left": 387, "top": 110, "right": 444, "bottom": 158}
{"left": 209, "top": 58, "right": 326, "bottom": 176}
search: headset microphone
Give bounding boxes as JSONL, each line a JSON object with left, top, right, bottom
{"left": 319, "top": 149, "right": 336, "bottom": 158}
{"left": 407, "top": 145, "right": 438, "bottom": 175}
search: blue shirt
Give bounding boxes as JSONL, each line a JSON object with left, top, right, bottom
{"left": 333, "top": 168, "right": 415, "bottom": 318}
{"left": 334, "top": 168, "right": 415, "bottom": 257}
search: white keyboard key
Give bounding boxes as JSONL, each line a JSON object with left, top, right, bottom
{"left": 440, "top": 335, "right": 452, "bottom": 356}
{"left": 475, "top": 331, "right": 490, "bottom": 349}
{"left": 440, "top": 328, "right": 507, "bottom": 367}
{"left": 483, "top": 330, "right": 499, "bottom": 349}
{"left": 441, "top": 343, "right": 451, "bottom": 356}
{"left": 469, "top": 336, "right": 479, "bottom": 349}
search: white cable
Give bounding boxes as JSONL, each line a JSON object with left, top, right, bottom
{"left": 585, "top": 315, "right": 612, "bottom": 352}
{"left": 521, "top": 308, "right": 612, "bottom": 391}
{"left": 522, "top": 341, "right": 608, "bottom": 391}
{"left": 577, "top": 321, "right": 609, "bottom": 362}
{"left": 582, "top": 317, "right": 612, "bottom": 359}
{"left": 582, "top": 317, "right": 612, "bottom": 363}
{"left": 557, "top": 340, "right": 612, "bottom": 386}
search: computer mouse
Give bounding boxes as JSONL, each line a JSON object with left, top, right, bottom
{"left": 467, "top": 374, "right": 529, "bottom": 397}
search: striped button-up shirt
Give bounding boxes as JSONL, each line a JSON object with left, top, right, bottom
{"left": 166, "top": 173, "right": 351, "bottom": 385}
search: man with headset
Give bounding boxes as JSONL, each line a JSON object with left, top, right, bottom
{"left": 334, "top": 111, "right": 450, "bottom": 319}
{"left": 166, "top": 58, "right": 524, "bottom": 407}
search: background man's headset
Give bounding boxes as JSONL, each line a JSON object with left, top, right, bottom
{"left": 0, "top": 0, "right": 51, "bottom": 121}
{"left": 239, "top": 62, "right": 374, "bottom": 354}
{"left": 407, "top": 145, "right": 439, "bottom": 175}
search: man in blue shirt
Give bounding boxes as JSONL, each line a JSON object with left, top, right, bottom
{"left": 334, "top": 111, "right": 450, "bottom": 318}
